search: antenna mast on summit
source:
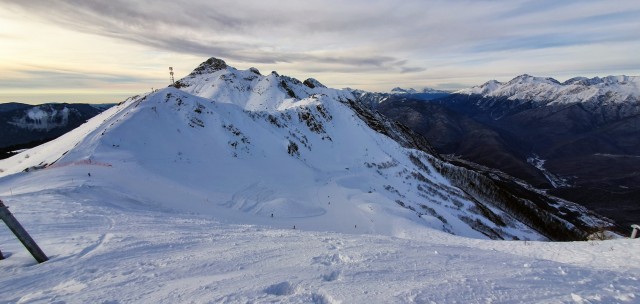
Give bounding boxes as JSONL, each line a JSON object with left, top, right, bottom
{"left": 169, "top": 67, "right": 175, "bottom": 85}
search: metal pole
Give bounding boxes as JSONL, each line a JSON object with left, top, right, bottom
{"left": 631, "top": 224, "right": 640, "bottom": 239}
{"left": 0, "top": 200, "right": 48, "bottom": 263}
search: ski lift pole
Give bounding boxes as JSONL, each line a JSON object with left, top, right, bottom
{"left": 631, "top": 224, "right": 640, "bottom": 239}
{"left": 0, "top": 200, "right": 48, "bottom": 263}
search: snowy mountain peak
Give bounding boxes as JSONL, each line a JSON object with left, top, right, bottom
{"left": 462, "top": 80, "right": 502, "bottom": 95}
{"left": 508, "top": 74, "right": 560, "bottom": 85}
{"left": 302, "top": 78, "right": 326, "bottom": 89}
{"left": 391, "top": 87, "right": 418, "bottom": 94}
{"left": 248, "top": 67, "right": 261, "bottom": 75}
{"left": 390, "top": 87, "right": 450, "bottom": 95}
{"left": 562, "top": 75, "right": 636, "bottom": 86}
{"left": 189, "top": 57, "right": 228, "bottom": 76}
{"left": 457, "top": 74, "right": 640, "bottom": 105}
{"left": 421, "top": 87, "right": 451, "bottom": 94}
{"left": 170, "top": 59, "right": 346, "bottom": 112}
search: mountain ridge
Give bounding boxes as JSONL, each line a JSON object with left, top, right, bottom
{"left": 0, "top": 58, "right": 615, "bottom": 240}
{"left": 457, "top": 74, "right": 640, "bottom": 107}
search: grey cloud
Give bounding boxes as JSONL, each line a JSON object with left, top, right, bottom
{"left": 0, "top": 0, "right": 429, "bottom": 69}
{"left": 1, "top": 0, "right": 639, "bottom": 87}
{"left": 0, "top": 69, "right": 157, "bottom": 89}
{"left": 565, "top": 9, "right": 640, "bottom": 25}
{"left": 400, "top": 67, "right": 427, "bottom": 74}
{"left": 496, "top": 0, "right": 577, "bottom": 19}
{"left": 4, "top": 1, "right": 632, "bottom": 50}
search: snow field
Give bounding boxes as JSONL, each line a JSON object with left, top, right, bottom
{"left": 0, "top": 189, "right": 638, "bottom": 303}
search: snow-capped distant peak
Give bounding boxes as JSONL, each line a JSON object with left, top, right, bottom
{"left": 390, "top": 87, "right": 418, "bottom": 94}
{"left": 458, "top": 79, "right": 502, "bottom": 95}
{"left": 457, "top": 74, "right": 640, "bottom": 105}
{"left": 388, "top": 87, "right": 450, "bottom": 95}
{"left": 420, "top": 87, "right": 452, "bottom": 94}
{"left": 562, "top": 75, "right": 635, "bottom": 86}
{"left": 507, "top": 74, "right": 560, "bottom": 85}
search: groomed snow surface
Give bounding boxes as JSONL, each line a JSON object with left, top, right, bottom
{"left": 1, "top": 182, "right": 639, "bottom": 303}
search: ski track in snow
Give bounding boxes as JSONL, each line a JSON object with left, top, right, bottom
{"left": 1, "top": 190, "right": 639, "bottom": 303}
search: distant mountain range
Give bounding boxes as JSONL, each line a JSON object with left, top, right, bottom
{"left": 0, "top": 102, "right": 114, "bottom": 159}
{"left": 347, "top": 87, "right": 452, "bottom": 108}
{"left": 361, "top": 74, "right": 639, "bottom": 230}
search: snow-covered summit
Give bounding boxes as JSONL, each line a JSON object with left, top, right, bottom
{"left": 457, "top": 74, "right": 640, "bottom": 105}
{"left": 420, "top": 87, "right": 452, "bottom": 94}
{"left": 390, "top": 87, "right": 450, "bottom": 95}
{"left": 390, "top": 87, "right": 418, "bottom": 94}
{"left": 188, "top": 57, "right": 228, "bottom": 75}
{"left": 344, "top": 86, "right": 451, "bottom": 108}
{"left": 562, "top": 75, "right": 636, "bottom": 86}
{"left": 172, "top": 57, "right": 339, "bottom": 112}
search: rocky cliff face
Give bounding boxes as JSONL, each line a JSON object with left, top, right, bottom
{"left": 363, "top": 74, "right": 639, "bottom": 231}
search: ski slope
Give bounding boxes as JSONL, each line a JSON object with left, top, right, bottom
{"left": 0, "top": 185, "right": 638, "bottom": 303}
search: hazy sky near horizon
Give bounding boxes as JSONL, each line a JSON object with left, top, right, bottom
{"left": 1, "top": 0, "right": 639, "bottom": 104}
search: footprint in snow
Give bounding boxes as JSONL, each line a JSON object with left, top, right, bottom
{"left": 322, "top": 270, "right": 342, "bottom": 282}
{"left": 265, "top": 281, "right": 298, "bottom": 296}
{"left": 312, "top": 253, "right": 351, "bottom": 266}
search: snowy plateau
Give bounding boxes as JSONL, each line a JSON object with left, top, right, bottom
{"left": 1, "top": 58, "right": 639, "bottom": 303}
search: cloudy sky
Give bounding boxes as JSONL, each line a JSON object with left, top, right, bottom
{"left": 1, "top": 0, "right": 639, "bottom": 103}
